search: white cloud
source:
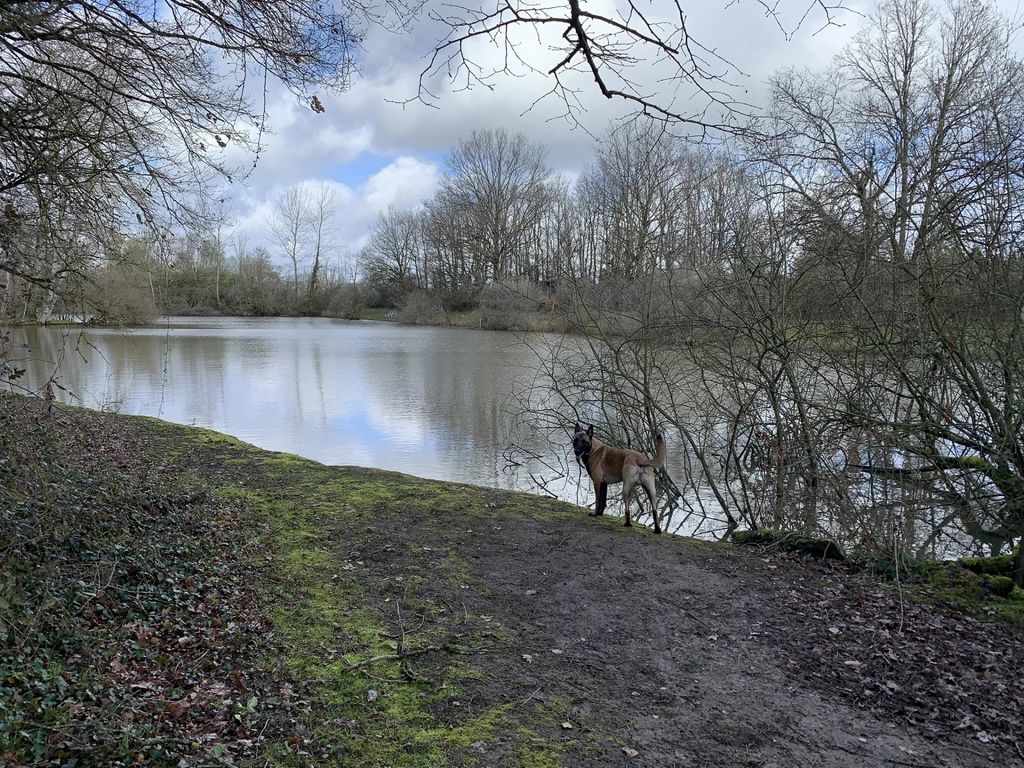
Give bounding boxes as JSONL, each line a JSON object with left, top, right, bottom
{"left": 362, "top": 156, "right": 441, "bottom": 214}
{"left": 216, "top": 0, "right": 1022, "bottom": 263}
{"left": 228, "top": 158, "right": 440, "bottom": 261}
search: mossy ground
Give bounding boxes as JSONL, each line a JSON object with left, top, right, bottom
{"left": 148, "top": 425, "right": 585, "bottom": 766}
{"left": 903, "top": 560, "right": 1024, "bottom": 624}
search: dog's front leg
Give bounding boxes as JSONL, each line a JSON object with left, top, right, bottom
{"left": 590, "top": 481, "right": 607, "bottom": 516}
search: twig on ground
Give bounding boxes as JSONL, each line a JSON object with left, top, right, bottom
{"left": 343, "top": 645, "right": 443, "bottom": 673}
{"left": 544, "top": 535, "right": 571, "bottom": 556}
{"left": 519, "top": 687, "right": 543, "bottom": 707}
{"left": 663, "top": 598, "right": 709, "bottom": 628}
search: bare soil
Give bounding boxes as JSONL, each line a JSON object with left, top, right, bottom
{"left": 354, "top": 495, "right": 1023, "bottom": 768}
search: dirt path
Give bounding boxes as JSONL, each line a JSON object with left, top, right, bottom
{"left": 7, "top": 400, "right": 1019, "bottom": 767}
{"left": 358, "top": 497, "right": 1015, "bottom": 768}
{"left": 452, "top": 514, "right": 1011, "bottom": 765}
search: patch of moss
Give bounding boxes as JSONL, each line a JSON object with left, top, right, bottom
{"left": 194, "top": 450, "right": 576, "bottom": 765}
{"left": 959, "top": 554, "right": 1014, "bottom": 577}
{"left": 903, "top": 561, "right": 1024, "bottom": 625}
{"left": 985, "top": 575, "right": 1016, "bottom": 598}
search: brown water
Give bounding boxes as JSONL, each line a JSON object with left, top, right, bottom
{"left": 6, "top": 317, "right": 611, "bottom": 502}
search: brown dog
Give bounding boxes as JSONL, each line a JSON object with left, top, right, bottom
{"left": 572, "top": 422, "right": 667, "bottom": 533}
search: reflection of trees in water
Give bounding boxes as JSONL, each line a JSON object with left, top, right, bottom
{"left": 357, "top": 327, "right": 548, "bottom": 489}
{"left": 10, "top": 326, "right": 123, "bottom": 409}
{"left": 11, "top": 322, "right": 557, "bottom": 492}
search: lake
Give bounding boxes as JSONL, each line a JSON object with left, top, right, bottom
{"left": 7, "top": 317, "right": 694, "bottom": 518}
{"left": 7, "top": 316, "right": 988, "bottom": 553}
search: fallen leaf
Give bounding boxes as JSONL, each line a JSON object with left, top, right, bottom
{"left": 165, "top": 700, "right": 190, "bottom": 721}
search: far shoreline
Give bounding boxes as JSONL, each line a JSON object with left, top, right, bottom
{"left": 4, "top": 305, "right": 572, "bottom": 334}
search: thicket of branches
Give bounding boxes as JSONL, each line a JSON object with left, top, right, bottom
{"left": 362, "top": 0, "right": 1024, "bottom": 581}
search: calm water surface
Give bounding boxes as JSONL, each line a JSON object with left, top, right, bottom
{"left": 10, "top": 317, "right": 599, "bottom": 500}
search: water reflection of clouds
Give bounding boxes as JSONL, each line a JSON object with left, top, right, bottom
{"left": 13, "top": 318, "right": 546, "bottom": 491}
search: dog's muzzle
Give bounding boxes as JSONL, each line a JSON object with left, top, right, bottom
{"left": 574, "top": 449, "right": 589, "bottom": 466}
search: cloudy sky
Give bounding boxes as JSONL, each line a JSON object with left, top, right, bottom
{"left": 223, "top": 0, "right": 1022, "bottom": 264}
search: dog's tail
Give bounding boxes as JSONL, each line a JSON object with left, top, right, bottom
{"left": 650, "top": 433, "right": 667, "bottom": 469}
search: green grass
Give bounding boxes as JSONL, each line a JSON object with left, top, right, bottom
{"left": 359, "top": 306, "right": 393, "bottom": 321}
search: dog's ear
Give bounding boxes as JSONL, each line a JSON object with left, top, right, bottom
{"left": 574, "top": 421, "right": 581, "bottom": 433}
{"left": 587, "top": 424, "right": 594, "bottom": 438}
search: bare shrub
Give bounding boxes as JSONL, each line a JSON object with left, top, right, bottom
{"left": 398, "top": 291, "right": 444, "bottom": 325}
{"left": 476, "top": 280, "right": 551, "bottom": 330}
{"left": 86, "top": 266, "right": 158, "bottom": 325}
{"left": 326, "top": 284, "right": 369, "bottom": 320}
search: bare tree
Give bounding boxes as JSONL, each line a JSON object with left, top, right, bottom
{"left": 745, "top": 0, "right": 1024, "bottom": 581}
{"left": 362, "top": 206, "right": 424, "bottom": 304}
{"left": 0, "top": 0, "right": 415, "bottom": 307}
{"left": 577, "top": 125, "right": 683, "bottom": 279}
{"left": 439, "top": 129, "right": 554, "bottom": 283}
{"left": 268, "top": 188, "right": 313, "bottom": 297}
{"left": 308, "top": 185, "right": 339, "bottom": 297}
{"left": 419, "top": 1, "right": 845, "bottom": 130}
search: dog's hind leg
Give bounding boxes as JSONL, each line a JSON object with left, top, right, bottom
{"left": 641, "top": 471, "right": 660, "bottom": 534}
{"left": 621, "top": 480, "right": 633, "bottom": 527}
